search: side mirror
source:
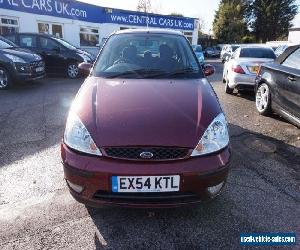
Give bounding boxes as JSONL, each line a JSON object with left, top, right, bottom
{"left": 203, "top": 64, "right": 215, "bottom": 77}
{"left": 78, "top": 62, "right": 92, "bottom": 76}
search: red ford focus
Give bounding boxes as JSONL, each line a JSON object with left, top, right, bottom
{"left": 61, "top": 29, "right": 231, "bottom": 208}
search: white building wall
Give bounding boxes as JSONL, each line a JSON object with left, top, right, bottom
{"left": 0, "top": 9, "right": 199, "bottom": 48}
{"left": 288, "top": 30, "right": 300, "bottom": 44}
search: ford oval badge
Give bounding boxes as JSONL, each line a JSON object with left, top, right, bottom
{"left": 140, "top": 152, "right": 154, "bottom": 159}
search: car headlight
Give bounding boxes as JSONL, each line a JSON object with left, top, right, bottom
{"left": 79, "top": 54, "right": 91, "bottom": 62}
{"left": 191, "top": 113, "right": 229, "bottom": 156}
{"left": 64, "top": 111, "right": 102, "bottom": 156}
{"left": 33, "top": 54, "right": 42, "bottom": 61}
{"left": 4, "top": 54, "right": 26, "bottom": 63}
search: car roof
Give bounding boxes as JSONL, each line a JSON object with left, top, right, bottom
{"left": 7, "top": 32, "right": 55, "bottom": 38}
{"left": 240, "top": 45, "right": 273, "bottom": 50}
{"left": 114, "top": 28, "right": 184, "bottom": 36}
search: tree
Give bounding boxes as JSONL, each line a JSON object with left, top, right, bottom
{"left": 213, "top": 0, "right": 249, "bottom": 43}
{"left": 137, "top": 0, "right": 152, "bottom": 13}
{"left": 249, "top": 0, "right": 298, "bottom": 42}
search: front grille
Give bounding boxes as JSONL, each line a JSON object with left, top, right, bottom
{"left": 93, "top": 191, "right": 199, "bottom": 204}
{"left": 103, "top": 147, "right": 190, "bottom": 161}
{"left": 30, "top": 60, "right": 44, "bottom": 68}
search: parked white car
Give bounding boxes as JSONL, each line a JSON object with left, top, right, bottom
{"left": 222, "top": 46, "right": 276, "bottom": 94}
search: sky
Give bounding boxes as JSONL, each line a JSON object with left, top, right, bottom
{"left": 79, "top": 0, "right": 300, "bottom": 32}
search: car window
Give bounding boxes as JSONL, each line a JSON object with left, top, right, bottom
{"left": 52, "top": 37, "right": 77, "bottom": 50}
{"left": 282, "top": 48, "right": 300, "bottom": 70}
{"left": 4, "top": 35, "right": 16, "bottom": 43}
{"left": 19, "top": 35, "right": 37, "bottom": 48}
{"left": 93, "top": 33, "right": 203, "bottom": 79}
{"left": 40, "top": 37, "right": 59, "bottom": 50}
{"left": 232, "top": 45, "right": 239, "bottom": 52}
{"left": 240, "top": 48, "right": 276, "bottom": 59}
{"left": 0, "top": 39, "right": 13, "bottom": 49}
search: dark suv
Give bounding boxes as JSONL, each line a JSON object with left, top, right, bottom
{"left": 5, "top": 33, "right": 95, "bottom": 78}
{"left": 0, "top": 36, "right": 45, "bottom": 90}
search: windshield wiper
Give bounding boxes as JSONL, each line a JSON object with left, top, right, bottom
{"left": 105, "top": 70, "right": 142, "bottom": 79}
{"left": 147, "top": 67, "right": 198, "bottom": 78}
{"left": 105, "top": 69, "right": 164, "bottom": 79}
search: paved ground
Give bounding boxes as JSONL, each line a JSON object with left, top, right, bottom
{"left": 0, "top": 60, "right": 299, "bottom": 249}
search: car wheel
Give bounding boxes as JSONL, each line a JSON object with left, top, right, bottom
{"left": 0, "top": 67, "right": 12, "bottom": 90}
{"left": 67, "top": 63, "right": 79, "bottom": 79}
{"left": 225, "top": 77, "right": 233, "bottom": 94}
{"left": 256, "top": 83, "right": 271, "bottom": 115}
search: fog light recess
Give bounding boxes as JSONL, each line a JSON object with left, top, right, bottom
{"left": 207, "top": 181, "right": 225, "bottom": 196}
{"left": 66, "top": 180, "right": 84, "bottom": 193}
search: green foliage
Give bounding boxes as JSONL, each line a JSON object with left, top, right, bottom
{"left": 242, "top": 34, "right": 256, "bottom": 43}
{"left": 249, "top": 0, "right": 298, "bottom": 42}
{"left": 213, "top": 0, "right": 248, "bottom": 43}
{"left": 213, "top": 0, "right": 298, "bottom": 43}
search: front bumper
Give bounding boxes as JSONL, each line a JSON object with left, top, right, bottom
{"left": 11, "top": 61, "right": 45, "bottom": 82}
{"left": 61, "top": 143, "right": 231, "bottom": 208}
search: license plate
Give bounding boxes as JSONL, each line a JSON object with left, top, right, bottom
{"left": 35, "top": 66, "right": 44, "bottom": 72}
{"left": 112, "top": 175, "right": 180, "bottom": 193}
{"left": 248, "top": 66, "right": 259, "bottom": 74}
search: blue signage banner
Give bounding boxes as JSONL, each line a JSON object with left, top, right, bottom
{"left": 0, "top": 0, "right": 196, "bottom": 31}
{"left": 105, "top": 9, "right": 195, "bottom": 31}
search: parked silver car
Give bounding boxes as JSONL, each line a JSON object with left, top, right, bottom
{"left": 222, "top": 46, "right": 276, "bottom": 94}
{"left": 220, "top": 44, "right": 240, "bottom": 63}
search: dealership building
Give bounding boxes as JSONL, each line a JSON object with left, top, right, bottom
{"left": 0, "top": 0, "right": 199, "bottom": 53}
{"left": 288, "top": 27, "right": 300, "bottom": 44}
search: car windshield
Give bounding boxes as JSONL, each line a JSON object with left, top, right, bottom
{"left": 240, "top": 48, "right": 276, "bottom": 59}
{"left": 93, "top": 33, "right": 203, "bottom": 79}
{"left": 0, "top": 39, "right": 14, "bottom": 49}
{"left": 232, "top": 45, "right": 239, "bottom": 52}
{"left": 53, "top": 37, "right": 77, "bottom": 50}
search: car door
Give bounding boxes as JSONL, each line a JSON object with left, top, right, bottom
{"left": 273, "top": 48, "right": 300, "bottom": 118}
{"left": 38, "top": 36, "right": 65, "bottom": 74}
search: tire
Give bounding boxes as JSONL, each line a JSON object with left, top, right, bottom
{"left": 255, "top": 83, "right": 271, "bottom": 115}
{"left": 66, "top": 63, "right": 79, "bottom": 79}
{"left": 225, "top": 76, "right": 233, "bottom": 94}
{"left": 0, "top": 67, "right": 12, "bottom": 90}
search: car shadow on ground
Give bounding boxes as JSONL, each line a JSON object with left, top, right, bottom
{"left": 85, "top": 123, "right": 300, "bottom": 249}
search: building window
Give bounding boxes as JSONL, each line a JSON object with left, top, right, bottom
{"left": 38, "top": 22, "right": 63, "bottom": 38}
{"left": 38, "top": 23, "right": 50, "bottom": 34}
{"left": 0, "top": 17, "right": 19, "bottom": 35}
{"left": 52, "top": 24, "right": 63, "bottom": 38}
{"left": 80, "top": 27, "right": 99, "bottom": 46}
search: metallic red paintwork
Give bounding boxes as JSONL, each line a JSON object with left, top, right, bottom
{"left": 72, "top": 77, "right": 222, "bottom": 148}
{"left": 62, "top": 76, "right": 230, "bottom": 208}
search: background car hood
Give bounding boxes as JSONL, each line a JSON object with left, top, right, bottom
{"left": 74, "top": 77, "right": 222, "bottom": 148}
{"left": 2, "top": 48, "right": 41, "bottom": 62}
{"left": 76, "top": 49, "right": 95, "bottom": 61}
